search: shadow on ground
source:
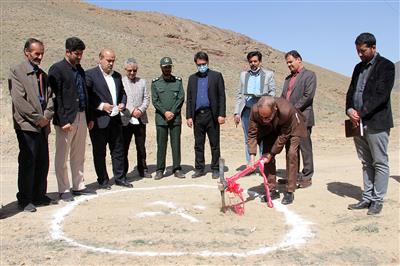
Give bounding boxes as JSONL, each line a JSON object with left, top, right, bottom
{"left": 326, "top": 182, "right": 362, "bottom": 201}
{"left": 390, "top": 175, "right": 400, "bottom": 183}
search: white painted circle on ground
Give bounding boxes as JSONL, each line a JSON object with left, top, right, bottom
{"left": 50, "top": 184, "right": 313, "bottom": 257}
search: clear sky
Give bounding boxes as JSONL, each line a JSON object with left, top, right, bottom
{"left": 86, "top": 0, "right": 399, "bottom": 77}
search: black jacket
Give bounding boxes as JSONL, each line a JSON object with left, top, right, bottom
{"left": 346, "top": 54, "right": 395, "bottom": 130}
{"left": 186, "top": 69, "right": 226, "bottom": 121}
{"left": 48, "top": 59, "right": 91, "bottom": 126}
{"left": 85, "top": 66, "right": 127, "bottom": 129}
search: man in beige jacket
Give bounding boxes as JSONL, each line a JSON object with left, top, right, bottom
{"left": 9, "top": 38, "right": 54, "bottom": 212}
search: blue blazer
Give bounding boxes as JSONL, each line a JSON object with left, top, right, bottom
{"left": 86, "top": 66, "right": 127, "bottom": 129}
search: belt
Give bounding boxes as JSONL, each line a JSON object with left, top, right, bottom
{"left": 196, "top": 107, "right": 210, "bottom": 114}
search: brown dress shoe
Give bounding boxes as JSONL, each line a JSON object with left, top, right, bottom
{"left": 297, "top": 178, "right": 312, "bottom": 189}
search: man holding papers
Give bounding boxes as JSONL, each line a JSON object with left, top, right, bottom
{"left": 346, "top": 33, "right": 395, "bottom": 215}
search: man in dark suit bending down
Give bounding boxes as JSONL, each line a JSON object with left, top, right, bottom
{"left": 86, "top": 48, "right": 132, "bottom": 189}
{"left": 248, "top": 96, "right": 307, "bottom": 205}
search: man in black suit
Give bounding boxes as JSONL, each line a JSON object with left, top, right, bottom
{"left": 346, "top": 33, "right": 395, "bottom": 215}
{"left": 49, "top": 37, "right": 96, "bottom": 202}
{"left": 86, "top": 48, "right": 132, "bottom": 189}
{"left": 186, "top": 51, "right": 226, "bottom": 179}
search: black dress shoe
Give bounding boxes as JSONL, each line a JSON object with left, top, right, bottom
{"left": 174, "top": 170, "right": 185, "bottom": 178}
{"left": 192, "top": 170, "right": 205, "bottom": 178}
{"left": 154, "top": 171, "right": 164, "bottom": 180}
{"left": 33, "top": 195, "right": 58, "bottom": 206}
{"left": 139, "top": 170, "right": 152, "bottom": 178}
{"left": 281, "top": 192, "right": 294, "bottom": 205}
{"left": 212, "top": 170, "right": 219, "bottom": 179}
{"left": 367, "top": 201, "right": 383, "bottom": 215}
{"left": 261, "top": 190, "right": 280, "bottom": 202}
{"left": 72, "top": 187, "right": 97, "bottom": 196}
{"left": 60, "top": 192, "right": 75, "bottom": 202}
{"left": 23, "top": 203, "right": 37, "bottom": 212}
{"left": 18, "top": 202, "right": 37, "bottom": 212}
{"left": 99, "top": 180, "right": 111, "bottom": 190}
{"left": 297, "top": 178, "right": 312, "bottom": 189}
{"left": 348, "top": 200, "right": 370, "bottom": 210}
{"left": 115, "top": 179, "right": 133, "bottom": 188}
{"left": 270, "top": 190, "right": 280, "bottom": 200}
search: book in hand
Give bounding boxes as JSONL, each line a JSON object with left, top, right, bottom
{"left": 345, "top": 119, "right": 363, "bottom": 137}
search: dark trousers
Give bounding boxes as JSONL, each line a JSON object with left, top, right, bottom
{"left": 89, "top": 118, "right": 125, "bottom": 184}
{"left": 16, "top": 130, "right": 49, "bottom": 205}
{"left": 194, "top": 109, "right": 220, "bottom": 171}
{"left": 299, "top": 127, "right": 314, "bottom": 179}
{"left": 122, "top": 123, "right": 147, "bottom": 176}
{"left": 156, "top": 124, "right": 181, "bottom": 172}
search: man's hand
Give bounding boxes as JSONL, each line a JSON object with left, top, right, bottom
{"left": 62, "top": 123, "right": 72, "bottom": 132}
{"left": 261, "top": 153, "right": 273, "bottom": 164}
{"left": 88, "top": 121, "right": 94, "bottom": 130}
{"left": 218, "top": 116, "right": 225, "bottom": 125}
{"left": 347, "top": 108, "right": 360, "bottom": 126}
{"left": 132, "top": 108, "right": 142, "bottom": 118}
{"left": 187, "top": 118, "right": 193, "bottom": 128}
{"left": 118, "top": 103, "right": 125, "bottom": 112}
{"left": 103, "top": 103, "right": 114, "bottom": 114}
{"left": 38, "top": 117, "right": 49, "bottom": 128}
{"left": 250, "top": 154, "right": 256, "bottom": 169}
{"left": 234, "top": 114, "right": 240, "bottom": 126}
{"left": 164, "top": 111, "right": 174, "bottom": 121}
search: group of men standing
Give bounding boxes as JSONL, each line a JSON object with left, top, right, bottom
{"left": 9, "top": 32, "right": 394, "bottom": 215}
{"left": 234, "top": 50, "right": 316, "bottom": 205}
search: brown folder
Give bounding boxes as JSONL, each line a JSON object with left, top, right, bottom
{"left": 345, "top": 119, "right": 363, "bottom": 138}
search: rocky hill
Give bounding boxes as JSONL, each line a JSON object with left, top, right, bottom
{"left": 0, "top": 0, "right": 398, "bottom": 149}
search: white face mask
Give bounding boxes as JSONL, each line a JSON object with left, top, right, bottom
{"left": 197, "top": 64, "right": 208, "bottom": 73}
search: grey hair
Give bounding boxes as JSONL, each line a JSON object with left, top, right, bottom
{"left": 257, "top": 96, "right": 276, "bottom": 109}
{"left": 124, "top": 58, "right": 138, "bottom": 68}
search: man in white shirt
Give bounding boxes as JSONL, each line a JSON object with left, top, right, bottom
{"left": 86, "top": 48, "right": 132, "bottom": 189}
{"left": 121, "top": 58, "right": 151, "bottom": 178}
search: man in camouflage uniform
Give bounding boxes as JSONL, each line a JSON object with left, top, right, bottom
{"left": 151, "top": 57, "right": 185, "bottom": 180}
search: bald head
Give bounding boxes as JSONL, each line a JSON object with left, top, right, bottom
{"left": 257, "top": 96, "right": 277, "bottom": 124}
{"left": 99, "top": 48, "right": 116, "bottom": 74}
{"left": 257, "top": 96, "right": 276, "bottom": 109}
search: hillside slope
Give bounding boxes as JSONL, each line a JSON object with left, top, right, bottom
{"left": 1, "top": 1, "right": 350, "bottom": 113}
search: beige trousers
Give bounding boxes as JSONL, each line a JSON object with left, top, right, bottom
{"left": 55, "top": 112, "right": 87, "bottom": 193}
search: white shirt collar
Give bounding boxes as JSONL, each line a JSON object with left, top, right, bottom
{"left": 98, "top": 65, "right": 114, "bottom": 77}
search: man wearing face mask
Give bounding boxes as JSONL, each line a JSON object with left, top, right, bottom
{"left": 49, "top": 37, "right": 96, "bottom": 202}
{"left": 186, "top": 51, "right": 226, "bottom": 179}
{"left": 234, "top": 51, "right": 276, "bottom": 166}
{"left": 248, "top": 96, "right": 307, "bottom": 204}
{"left": 9, "top": 38, "right": 54, "bottom": 212}
{"left": 151, "top": 57, "right": 185, "bottom": 180}
{"left": 86, "top": 48, "right": 131, "bottom": 189}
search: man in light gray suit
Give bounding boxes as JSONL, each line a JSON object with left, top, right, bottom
{"left": 234, "top": 51, "right": 275, "bottom": 165}
{"left": 121, "top": 58, "right": 151, "bottom": 178}
{"left": 281, "top": 50, "right": 316, "bottom": 188}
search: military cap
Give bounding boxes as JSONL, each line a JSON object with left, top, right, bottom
{"left": 160, "top": 57, "right": 173, "bottom": 66}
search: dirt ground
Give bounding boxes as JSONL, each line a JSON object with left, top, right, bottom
{"left": 0, "top": 119, "right": 399, "bottom": 265}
